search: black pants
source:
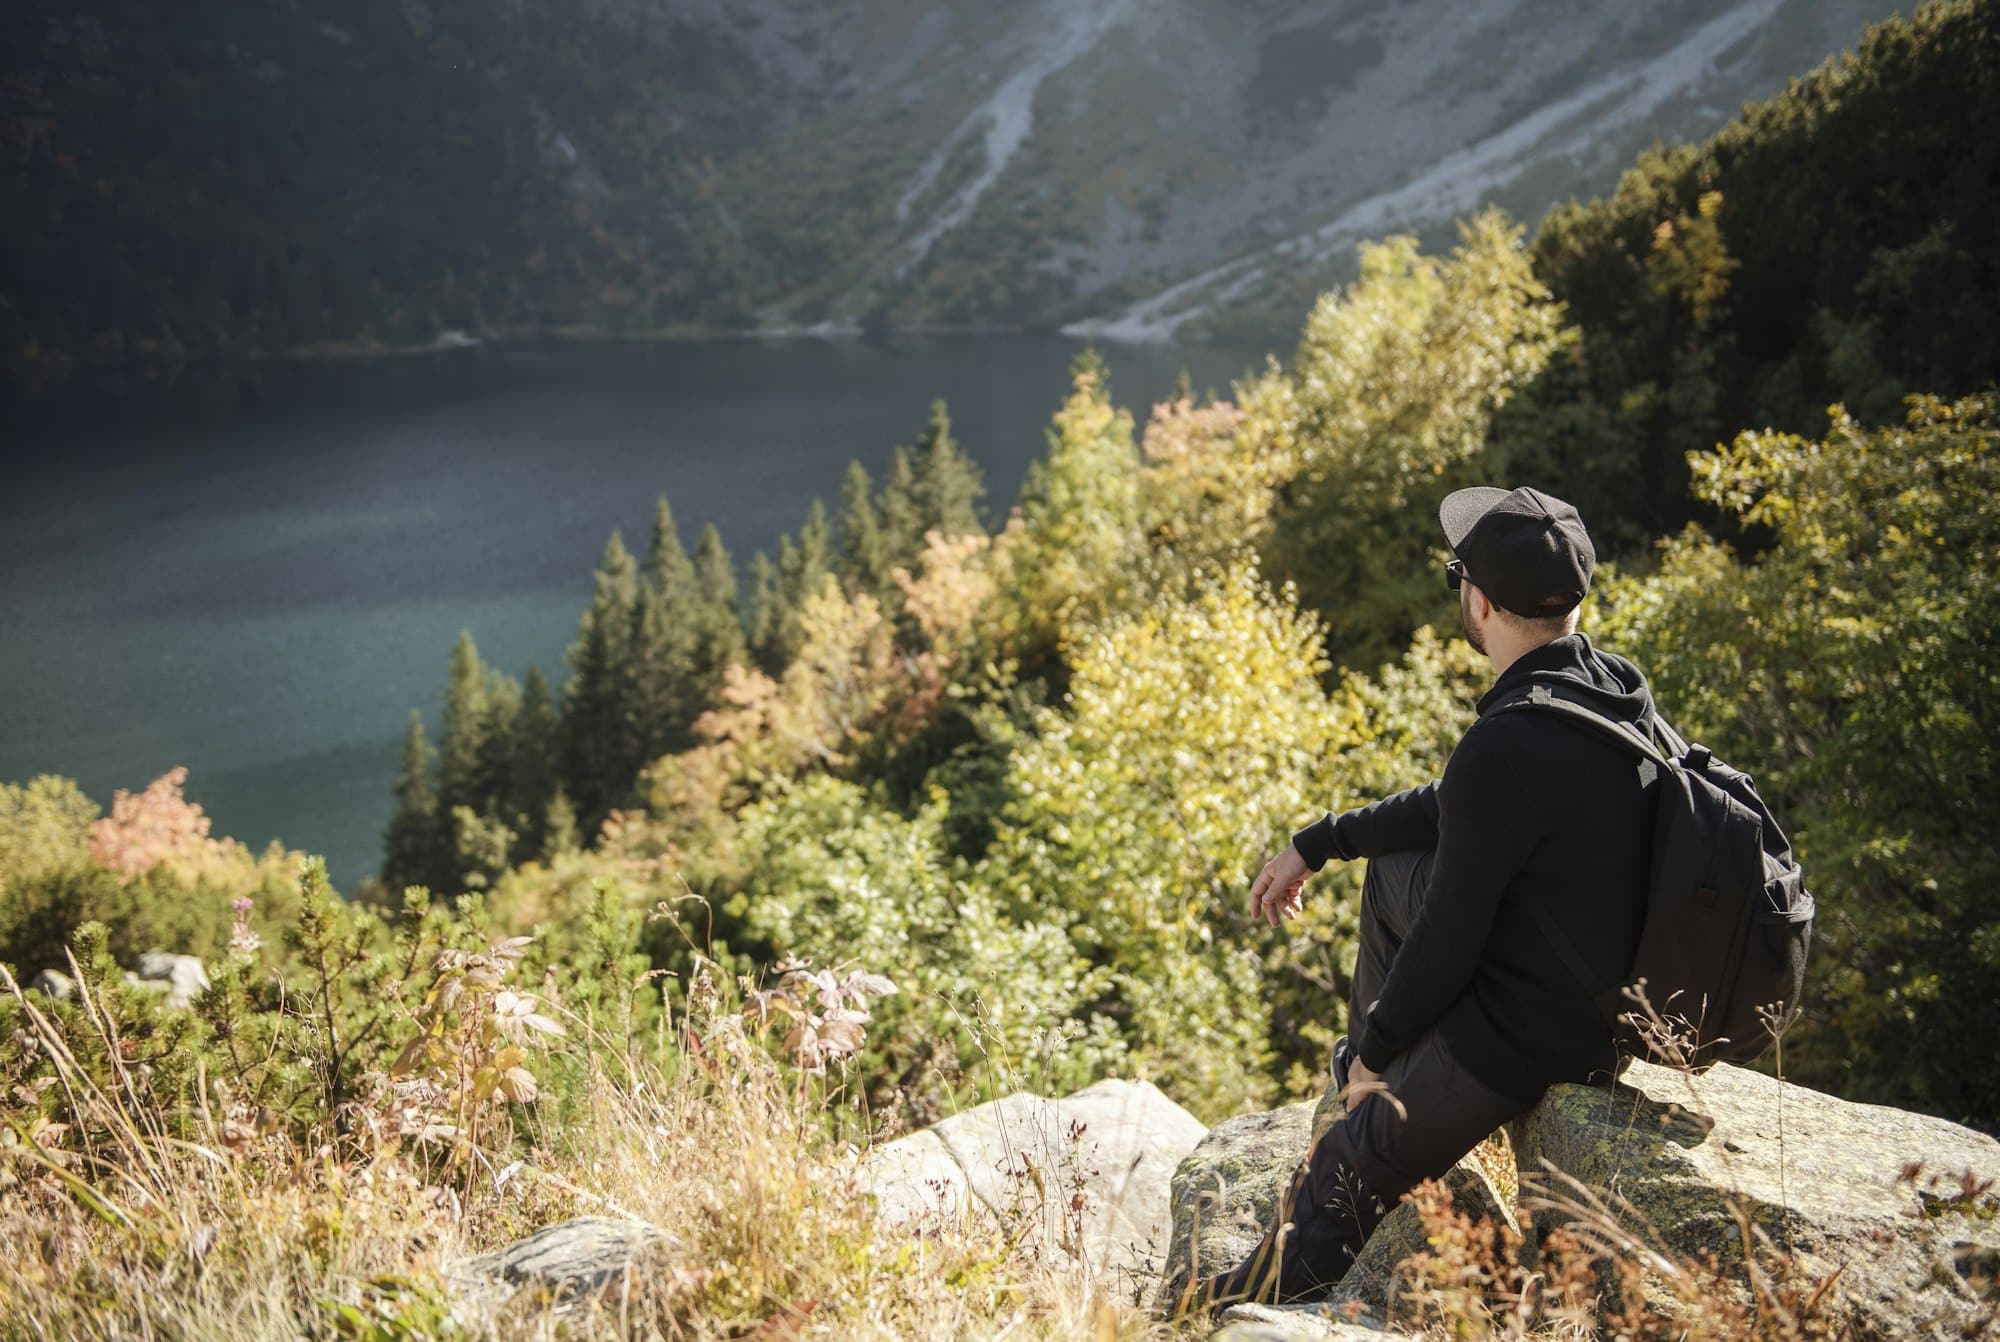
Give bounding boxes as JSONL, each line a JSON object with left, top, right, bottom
{"left": 1198, "top": 849, "right": 1534, "bottom": 1307}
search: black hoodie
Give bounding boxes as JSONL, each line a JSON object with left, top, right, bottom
{"left": 1291, "top": 631, "right": 1658, "bottom": 1104}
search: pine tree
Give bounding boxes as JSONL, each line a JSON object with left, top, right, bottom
{"left": 541, "top": 784, "right": 579, "bottom": 860}
{"left": 437, "top": 630, "right": 490, "bottom": 823}
{"left": 563, "top": 530, "right": 641, "bottom": 830}
{"left": 746, "top": 548, "right": 784, "bottom": 671}
{"left": 509, "top": 665, "right": 561, "bottom": 859}
{"left": 788, "top": 499, "right": 833, "bottom": 605}
{"left": 910, "top": 399, "right": 986, "bottom": 540}
{"left": 693, "top": 523, "right": 750, "bottom": 682}
{"left": 878, "top": 446, "right": 921, "bottom": 566}
{"left": 836, "top": 460, "right": 891, "bottom": 599}
{"left": 644, "top": 494, "right": 697, "bottom": 595}
{"left": 476, "top": 669, "right": 524, "bottom": 817}
{"left": 759, "top": 502, "right": 834, "bottom": 668}
{"left": 382, "top": 710, "right": 442, "bottom": 897}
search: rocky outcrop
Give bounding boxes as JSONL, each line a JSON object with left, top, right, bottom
{"left": 1209, "top": 1304, "right": 1388, "bottom": 1341}
{"left": 1160, "top": 1060, "right": 2000, "bottom": 1339}
{"left": 864, "top": 1077, "right": 1206, "bottom": 1289}
{"left": 28, "top": 969, "right": 74, "bottom": 1000}
{"left": 129, "top": 951, "right": 209, "bottom": 1008}
{"left": 1517, "top": 1059, "right": 2000, "bottom": 1340}
{"left": 1155, "top": 1098, "right": 1513, "bottom": 1325}
{"left": 448, "top": 1217, "right": 663, "bottom": 1311}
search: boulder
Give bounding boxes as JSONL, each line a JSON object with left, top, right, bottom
{"left": 128, "top": 951, "right": 209, "bottom": 1009}
{"left": 1210, "top": 1303, "right": 1388, "bottom": 1340}
{"left": 28, "top": 969, "right": 74, "bottom": 1001}
{"left": 1155, "top": 1100, "right": 1319, "bottom": 1315}
{"left": 1519, "top": 1058, "right": 2000, "bottom": 1339}
{"left": 1154, "top": 1098, "right": 1513, "bottom": 1322}
{"left": 864, "top": 1077, "right": 1205, "bottom": 1292}
{"left": 448, "top": 1216, "right": 663, "bottom": 1310}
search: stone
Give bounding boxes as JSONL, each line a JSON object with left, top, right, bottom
{"left": 28, "top": 969, "right": 74, "bottom": 1000}
{"left": 129, "top": 951, "right": 209, "bottom": 1009}
{"left": 1211, "top": 1302, "right": 1388, "bottom": 1340}
{"left": 448, "top": 1216, "right": 663, "bottom": 1309}
{"left": 864, "top": 1077, "right": 1206, "bottom": 1294}
{"left": 1519, "top": 1059, "right": 2000, "bottom": 1339}
{"left": 1156, "top": 1095, "right": 1514, "bottom": 1322}
{"left": 1328, "top": 1157, "right": 1513, "bottom": 1320}
{"left": 1155, "top": 1100, "right": 1319, "bottom": 1315}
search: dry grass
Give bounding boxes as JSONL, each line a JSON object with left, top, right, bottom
{"left": 0, "top": 961, "right": 1175, "bottom": 1342}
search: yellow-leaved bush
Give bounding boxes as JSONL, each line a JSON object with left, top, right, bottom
{"left": 981, "top": 559, "right": 1483, "bottom": 1118}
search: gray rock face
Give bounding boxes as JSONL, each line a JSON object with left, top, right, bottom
{"left": 128, "top": 951, "right": 209, "bottom": 1009}
{"left": 449, "top": 1217, "right": 663, "bottom": 1308}
{"left": 28, "top": 969, "right": 74, "bottom": 1000}
{"left": 1154, "top": 1098, "right": 1512, "bottom": 1322}
{"left": 1155, "top": 1100, "right": 1321, "bottom": 1315}
{"left": 1211, "top": 1303, "right": 1387, "bottom": 1341}
{"left": 1520, "top": 1059, "right": 2000, "bottom": 1340}
{"left": 864, "top": 1077, "right": 1206, "bottom": 1293}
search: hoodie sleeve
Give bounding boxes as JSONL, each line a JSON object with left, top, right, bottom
{"left": 1291, "top": 781, "right": 1441, "bottom": 871}
{"left": 1351, "top": 722, "right": 1535, "bottom": 1072}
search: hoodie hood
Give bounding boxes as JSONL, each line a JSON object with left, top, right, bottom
{"left": 1476, "top": 632, "right": 1655, "bottom": 726}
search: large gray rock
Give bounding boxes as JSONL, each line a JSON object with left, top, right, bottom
{"left": 28, "top": 969, "right": 74, "bottom": 1000}
{"left": 1156, "top": 1100, "right": 1320, "bottom": 1315}
{"left": 1519, "top": 1059, "right": 2000, "bottom": 1339}
{"left": 1155, "top": 1097, "right": 1513, "bottom": 1322}
{"left": 448, "top": 1216, "right": 663, "bottom": 1309}
{"left": 1210, "top": 1302, "right": 1387, "bottom": 1340}
{"left": 864, "top": 1077, "right": 1205, "bottom": 1292}
{"left": 129, "top": 951, "right": 209, "bottom": 1009}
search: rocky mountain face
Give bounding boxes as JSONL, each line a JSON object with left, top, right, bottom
{"left": 2, "top": 0, "right": 1900, "bottom": 368}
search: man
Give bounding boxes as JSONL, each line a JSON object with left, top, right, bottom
{"left": 1195, "top": 484, "right": 1659, "bottom": 1306}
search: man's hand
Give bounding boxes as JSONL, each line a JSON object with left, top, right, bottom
{"left": 1249, "top": 845, "right": 1312, "bottom": 927}
{"left": 1343, "top": 1056, "right": 1383, "bottom": 1113}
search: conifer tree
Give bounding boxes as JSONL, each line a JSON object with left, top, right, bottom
{"left": 437, "top": 630, "right": 491, "bottom": 823}
{"left": 757, "top": 501, "right": 834, "bottom": 669}
{"left": 788, "top": 499, "right": 833, "bottom": 603}
{"left": 746, "top": 548, "right": 784, "bottom": 671}
{"left": 476, "top": 669, "right": 524, "bottom": 815}
{"left": 836, "top": 460, "right": 892, "bottom": 600}
{"left": 693, "top": 523, "right": 750, "bottom": 680}
{"left": 563, "top": 531, "right": 641, "bottom": 830}
{"left": 909, "top": 399, "right": 986, "bottom": 540}
{"left": 541, "top": 785, "right": 579, "bottom": 860}
{"left": 509, "top": 665, "right": 561, "bottom": 859}
{"left": 878, "top": 446, "right": 922, "bottom": 566}
{"left": 644, "top": 494, "right": 698, "bottom": 595}
{"left": 382, "top": 709, "right": 443, "bottom": 897}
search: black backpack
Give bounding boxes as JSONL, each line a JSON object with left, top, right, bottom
{"left": 1494, "top": 683, "right": 1815, "bottom": 1070}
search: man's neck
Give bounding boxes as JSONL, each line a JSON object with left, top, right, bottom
{"left": 1487, "top": 630, "right": 1571, "bottom": 679}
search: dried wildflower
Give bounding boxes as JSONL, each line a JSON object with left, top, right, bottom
{"left": 743, "top": 959, "right": 899, "bottom": 1073}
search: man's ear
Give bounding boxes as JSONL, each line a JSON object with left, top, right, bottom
{"left": 1468, "top": 583, "right": 1495, "bottom": 622}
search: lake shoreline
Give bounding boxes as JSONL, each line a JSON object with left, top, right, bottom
{"left": 10, "top": 318, "right": 1216, "bottom": 401}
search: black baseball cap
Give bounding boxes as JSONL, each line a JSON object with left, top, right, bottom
{"left": 1438, "top": 486, "right": 1595, "bottom": 618}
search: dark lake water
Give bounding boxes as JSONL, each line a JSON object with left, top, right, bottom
{"left": 0, "top": 335, "right": 1265, "bottom": 890}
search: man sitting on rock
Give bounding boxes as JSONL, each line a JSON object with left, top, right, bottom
{"left": 1195, "top": 485, "right": 1657, "bottom": 1307}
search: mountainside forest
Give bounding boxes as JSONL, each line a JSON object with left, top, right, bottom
{"left": 4, "top": 0, "right": 1899, "bottom": 383}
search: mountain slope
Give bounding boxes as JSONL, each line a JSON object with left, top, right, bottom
{"left": 1, "top": 0, "right": 1900, "bottom": 377}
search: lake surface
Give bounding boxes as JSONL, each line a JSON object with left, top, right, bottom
{"left": 0, "top": 335, "right": 1264, "bottom": 889}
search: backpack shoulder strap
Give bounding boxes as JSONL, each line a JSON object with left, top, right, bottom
{"left": 1489, "top": 683, "right": 1672, "bottom": 767}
